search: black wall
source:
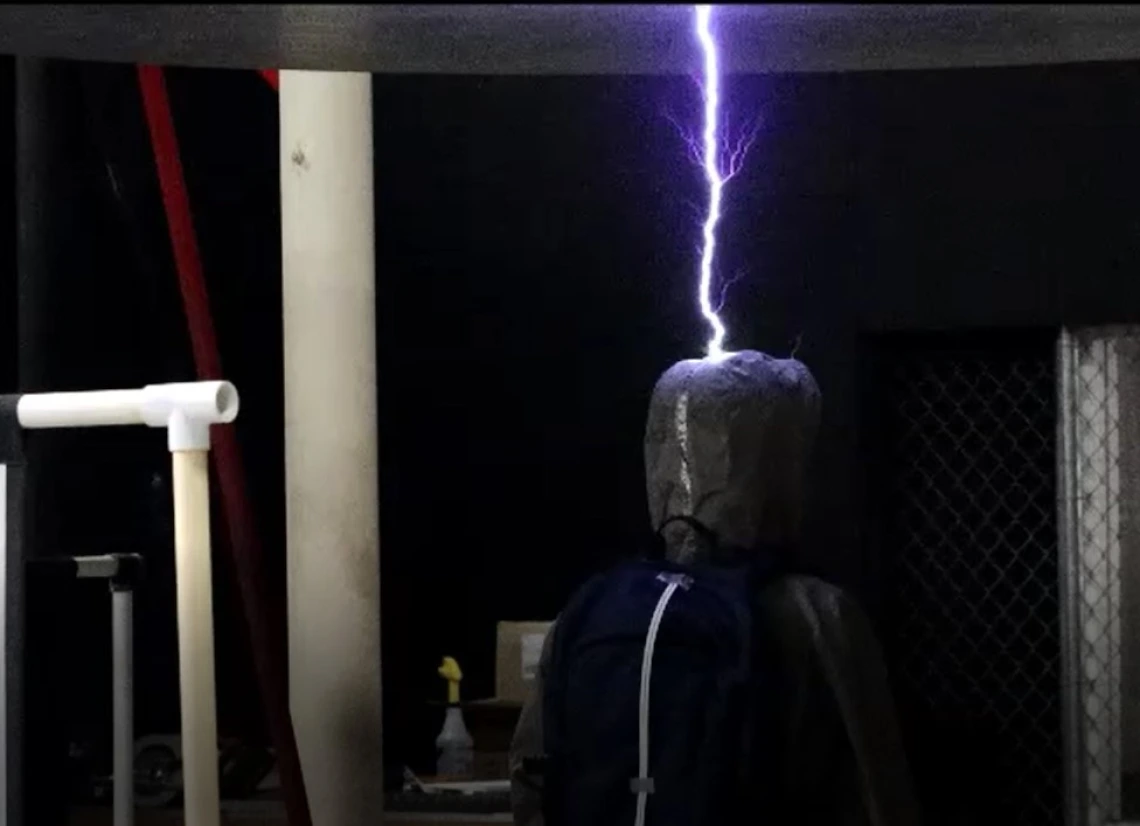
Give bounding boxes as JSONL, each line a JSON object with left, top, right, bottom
{"left": 7, "top": 59, "right": 1140, "bottom": 789}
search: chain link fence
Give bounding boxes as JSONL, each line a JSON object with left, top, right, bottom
{"left": 878, "top": 334, "right": 1060, "bottom": 826}
{"left": 878, "top": 329, "right": 1140, "bottom": 826}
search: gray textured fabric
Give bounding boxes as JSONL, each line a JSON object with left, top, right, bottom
{"left": 510, "top": 352, "right": 919, "bottom": 826}
{"left": 644, "top": 351, "right": 820, "bottom": 558}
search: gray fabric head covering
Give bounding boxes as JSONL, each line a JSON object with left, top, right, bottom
{"left": 644, "top": 350, "right": 821, "bottom": 562}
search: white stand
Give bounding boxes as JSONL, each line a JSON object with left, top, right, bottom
{"left": 15, "top": 381, "right": 239, "bottom": 826}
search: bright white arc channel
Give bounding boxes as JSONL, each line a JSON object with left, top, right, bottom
{"left": 695, "top": 4, "right": 728, "bottom": 359}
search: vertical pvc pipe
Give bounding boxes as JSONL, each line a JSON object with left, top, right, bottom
{"left": 172, "top": 449, "right": 220, "bottom": 826}
{"left": 112, "top": 585, "right": 134, "bottom": 826}
{"left": 280, "top": 70, "right": 383, "bottom": 826}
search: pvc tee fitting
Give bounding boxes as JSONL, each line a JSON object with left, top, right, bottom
{"left": 140, "top": 382, "right": 240, "bottom": 450}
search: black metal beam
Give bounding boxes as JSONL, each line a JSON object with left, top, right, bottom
{"left": 0, "top": 5, "right": 1139, "bottom": 75}
{"left": 15, "top": 58, "right": 83, "bottom": 826}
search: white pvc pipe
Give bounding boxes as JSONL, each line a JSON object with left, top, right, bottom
{"left": 17, "top": 389, "right": 148, "bottom": 428}
{"left": 17, "top": 381, "right": 238, "bottom": 450}
{"left": 172, "top": 450, "right": 220, "bottom": 826}
{"left": 280, "top": 69, "right": 383, "bottom": 826}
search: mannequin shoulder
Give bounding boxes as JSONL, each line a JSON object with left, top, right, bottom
{"left": 762, "top": 572, "right": 850, "bottom": 606}
{"left": 756, "top": 574, "right": 875, "bottom": 635}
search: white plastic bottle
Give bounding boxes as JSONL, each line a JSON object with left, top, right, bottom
{"left": 435, "top": 657, "right": 474, "bottom": 777}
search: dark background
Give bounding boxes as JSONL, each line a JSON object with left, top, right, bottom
{"left": 3, "top": 57, "right": 1140, "bottom": 817}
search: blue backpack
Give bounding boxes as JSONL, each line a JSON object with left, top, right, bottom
{"left": 540, "top": 517, "right": 784, "bottom": 826}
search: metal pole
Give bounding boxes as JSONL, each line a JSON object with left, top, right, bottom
{"left": 1056, "top": 328, "right": 1084, "bottom": 826}
{"left": 111, "top": 584, "right": 134, "bottom": 826}
{"left": 0, "top": 459, "right": 22, "bottom": 826}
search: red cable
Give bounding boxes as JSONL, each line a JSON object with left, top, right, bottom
{"left": 136, "top": 67, "right": 222, "bottom": 379}
{"left": 136, "top": 64, "right": 312, "bottom": 826}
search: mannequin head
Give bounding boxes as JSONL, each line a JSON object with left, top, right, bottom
{"left": 644, "top": 350, "right": 820, "bottom": 562}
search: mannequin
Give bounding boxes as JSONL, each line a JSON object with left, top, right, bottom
{"left": 511, "top": 352, "right": 919, "bottom": 826}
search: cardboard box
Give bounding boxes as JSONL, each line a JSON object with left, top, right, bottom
{"left": 464, "top": 699, "right": 524, "bottom": 751}
{"left": 472, "top": 750, "right": 510, "bottom": 780}
{"left": 459, "top": 700, "right": 523, "bottom": 781}
{"left": 494, "top": 621, "right": 553, "bottom": 704}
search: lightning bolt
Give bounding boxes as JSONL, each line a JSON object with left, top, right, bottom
{"left": 693, "top": 4, "right": 754, "bottom": 359}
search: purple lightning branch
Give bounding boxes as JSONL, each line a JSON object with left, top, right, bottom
{"left": 693, "top": 4, "right": 754, "bottom": 359}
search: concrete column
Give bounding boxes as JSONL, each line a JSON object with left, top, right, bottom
{"left": 280, "top": 71, "right": 383, "bottom": 825}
